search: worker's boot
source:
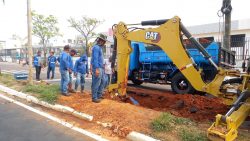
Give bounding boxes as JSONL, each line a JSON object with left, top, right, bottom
{"left": 68, "top": 83, "right": 76, "bottom": 93}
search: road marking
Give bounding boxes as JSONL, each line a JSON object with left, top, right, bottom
{"left": 0, "top": 93, "right": 108, "bottom": 141}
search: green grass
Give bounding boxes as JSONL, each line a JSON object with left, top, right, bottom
{"left": 151, "top": 113, "right": 209, "bottom": 141}
{"left": 0, "top": 73, "right": 14, "bottom": 85}
{"left": 23, "top": 84, "right": 60, "bottom": 104}
{"left": 151, "top": 113, "right": 193, "bottom": 132}
{"left": 178, "top": 128, "right": 208, "bottom": 141}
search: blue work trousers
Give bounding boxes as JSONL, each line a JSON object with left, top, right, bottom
{"left": 75, "top": 73, "right": 86, "bottom": 91}
{"left": 91, "top": 68, "right": 105, "bottom": 100}
{"left": 47, "top": 66, "right": 55, "bottom": 79}
{"left": 60, "top": 70, "right": 69, "bottom": 94}
{"left": 104, "top": 74, "right": 111, "bottom": 88}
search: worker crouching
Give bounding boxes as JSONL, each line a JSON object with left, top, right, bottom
{"left": 74, "top": 55, "right": 89, "bottom": 93}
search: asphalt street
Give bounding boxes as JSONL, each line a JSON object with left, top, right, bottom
{"left": 0, "top": 62, "right": 61, "bottom": 80}
{"left": 0, "top": 96, "right": 96, "bottom": 141}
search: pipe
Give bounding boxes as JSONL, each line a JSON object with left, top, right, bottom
{"left": 141, "top": 19, "right": 168, "bottom": 26}
{"left": 221, "top": 90, "right": 250, "bottom": 122}
{"left": 225, "top": 91, "right": 250, "bottom": 117}
{"left": 180, "top": 23, "right": 219, "bottom": 70}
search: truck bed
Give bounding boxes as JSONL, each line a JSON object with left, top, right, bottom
{"left": 133, "top": 42, "right": 235, "bottom": 68}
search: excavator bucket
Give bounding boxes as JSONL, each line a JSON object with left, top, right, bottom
{"left": 207, "top": 91, "right": 250, "bottom": 141}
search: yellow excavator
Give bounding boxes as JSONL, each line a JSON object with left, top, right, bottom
{"left": 108, "top": 16, "right": 250, "bottom": 141}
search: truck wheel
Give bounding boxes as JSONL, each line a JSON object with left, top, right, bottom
{"left": 131, "top": 71, "right": 143, "bottom": 85}
{"left": 171, "top": 72, "right": 195, "bottom": 94}
{"left": 132, "top": 79, "right": 143, "bottom": 85}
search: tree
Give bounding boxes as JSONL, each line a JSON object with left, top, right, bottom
{"left": 32, "top": 11, "right": 60, "bottom": 65}
{"left": 68, "top": 16, "right": 103, "bottom": 56}
{"left": 27, "top": 0, "right": 33, "bottom": 84}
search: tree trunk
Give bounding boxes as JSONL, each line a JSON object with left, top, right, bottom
{"left": 27, "top": 0, "right": 33, "bottom": 85}
{"left": 42, "top": 40, "right": 47, "bottom": 66}
{"left": 43, "top": 45, "right": 47, "bottom": 66}
{"left": 85, "top": 39, "right": 89, "bottom": 57}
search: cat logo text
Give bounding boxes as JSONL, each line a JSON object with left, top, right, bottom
{"left": 145, "top": 32, "right": 161, "bottom": 43}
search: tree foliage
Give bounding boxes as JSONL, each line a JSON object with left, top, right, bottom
{"left": 32, "top": 11, "right": 60, "bottom": 65}
{"left": 68, "top": 16, "right": 103, "bottom": 56}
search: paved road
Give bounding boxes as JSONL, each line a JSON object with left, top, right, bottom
{"left": 0, "top": 62, "right": 61, "bottom": 80}
{"left": 0, "top": 96, "right": 95, "bottom": 141}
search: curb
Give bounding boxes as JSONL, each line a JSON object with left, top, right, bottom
{"left": 0, "top": 84, "right": 160, "bottom": 141}
{"left": 97, "top": 121, "right": 160, "bottom": 141}
{"left": 127, "top": 131, "right": 160, "bottom": 141}
{"left": 0, "top": 93, "right": 108, "bottom": 141}
{"left": 0, "top": 84, "right": 93, "bottom": 121}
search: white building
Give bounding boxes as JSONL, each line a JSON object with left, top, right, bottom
{"left": 188, "top": 19, "right": 250, "bottom": 39}
{"left": 187, "top": 19, "right": 250, "bottom": 61}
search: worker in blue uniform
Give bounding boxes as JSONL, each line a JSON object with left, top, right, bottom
{"left": 68, "top": 49, "right": 77, "bottom": 93}
{"left": 59, "top": 45, "right": 71, "bottom": 96}
{"left": 74, "top": 54, "right": 89, "bottom": 93}
{"left": 33, "top": 50, "right": 43, "bottom": 81}
{"left": 47, "top": 51, "right": 57, "bottom": 79}
{"left": 91, "top": 34, "right": 107, "bottom": 103}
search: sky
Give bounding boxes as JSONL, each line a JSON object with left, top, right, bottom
{"left": 0, "top": 0, "right": 249, "bottom": 41}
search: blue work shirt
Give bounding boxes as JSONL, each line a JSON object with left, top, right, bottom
{"left": 48, "top": 56, "right": 57, "bottom": 68}
{"left": 33, "top": 55, "right": 41, "bottom": 67}
{"left": 59, "top": 51, "right": 70, "bottom": 71}
{"left": 91, "top": 45, "right": 104, "bottom": 71}
{"left": 74, "top": 55, "right": 89, "bottom": 74}
{"left": 69, "top": 56, "right": 74, "bottom": 71}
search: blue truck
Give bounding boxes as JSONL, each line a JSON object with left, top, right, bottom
{"left": 128, "top": 41, "right": 235, "bottom": 94}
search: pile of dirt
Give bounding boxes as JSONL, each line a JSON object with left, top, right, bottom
{"left": 58, "top": 92, "right": 161, "bottom": 137}
{"left": 123, "top": 86, "right": 229, "bottom": 121}
{"left": 58, "top": 86, "right": 228, "bottom": 138}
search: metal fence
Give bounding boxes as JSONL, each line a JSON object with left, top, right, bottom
{"left": 0, "top": 38, "right": 249, "bottom": 63}
{"left": 230, "top": 37, "right": 250, "bottom": 60}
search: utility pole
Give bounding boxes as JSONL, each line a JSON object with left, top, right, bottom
{"left": 27, "top": 0, "right": 33, "bottom": 84}
{"left": 221, "top": 0, "right": 232, "bottom": 49}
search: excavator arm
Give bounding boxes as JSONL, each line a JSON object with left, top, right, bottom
{"left": 108, "top": 16, "right": 250, "bottom": 141}
{"left": 109, "top": 16, "right": 225, "bottom": 98}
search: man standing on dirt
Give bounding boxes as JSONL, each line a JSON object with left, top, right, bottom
{"left": 59, "top": 45, "right": 71, "bottom": 96}
{"left": 33, "top": 50, "right": 43, "bottom": 81}
{"left": 91, "top": 34, "right": 107, "bottom": 103}
{"left": 68, "top": 49, "right": 77, "bottom": 93}
{"left": 74, "top": 54, "right": 89, "bottom": 93}
{"left": 47, "top": 50, "right": 57, "bottom": 79}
